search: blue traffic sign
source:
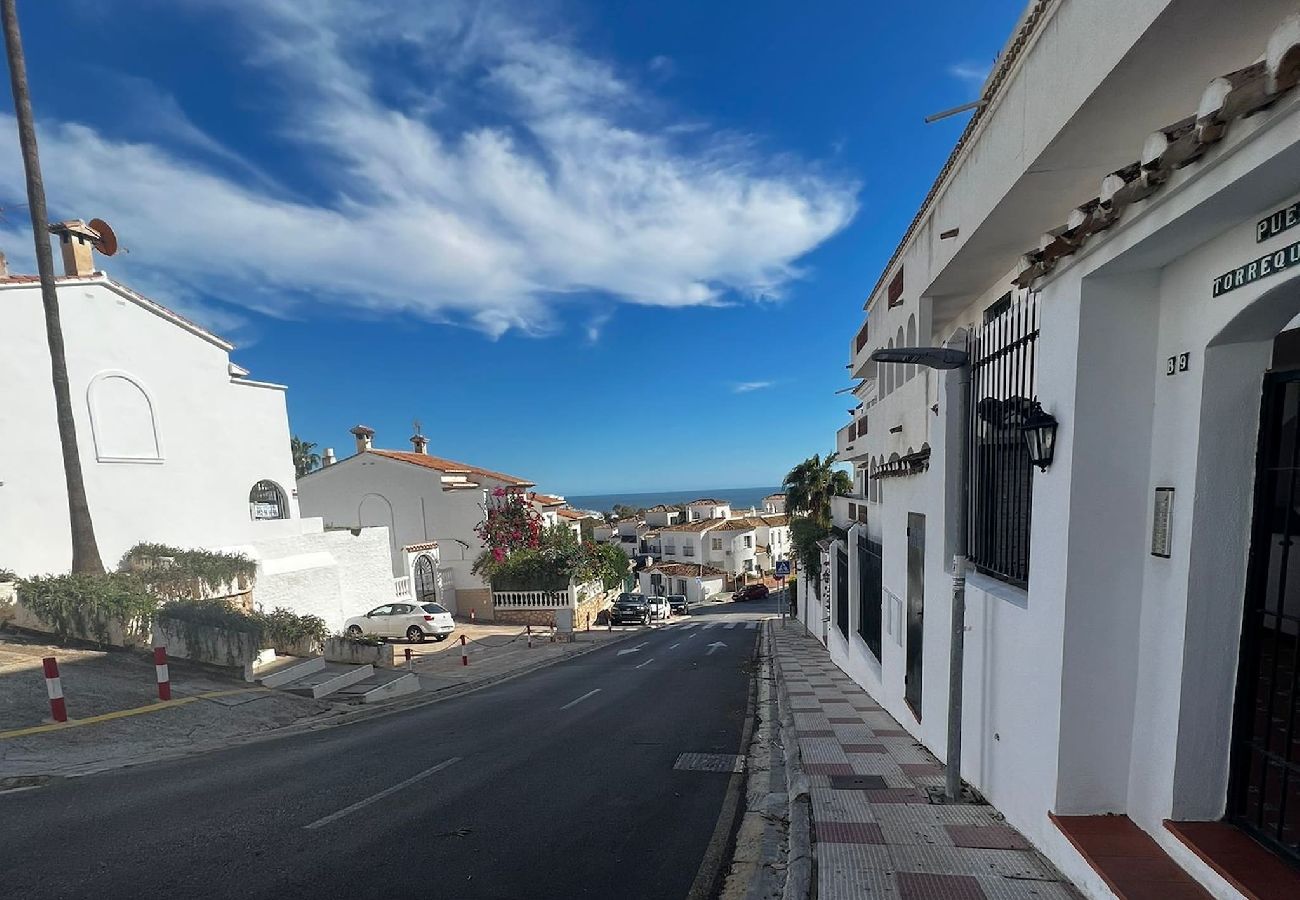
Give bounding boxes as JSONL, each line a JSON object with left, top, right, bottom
{"left": 774, "top": 560, "right": 791, "bottom": 577}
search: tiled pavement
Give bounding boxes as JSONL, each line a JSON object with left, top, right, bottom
{"left": 771, "top": 621, "right": 1082, "bottom": 900}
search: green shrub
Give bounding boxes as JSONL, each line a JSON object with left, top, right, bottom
{"left": 0, "top": 568, "right": 16, "bottom": 582}
{"left": 18, "top": 573, "right": 158, "bottom": 644}
{"left": 121, "top": 543, "right": 257, "bottom": 601}
{"left": 157, "top": 599, "right": 326, "bottom": 648}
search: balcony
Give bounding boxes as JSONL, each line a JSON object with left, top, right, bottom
{"left": 850, "top": 317, "right": 875, "bottom": 379}
{"left": 836, "top": 418, "right": 869, "bottom": 461}
{"left": 831, "top": 495, "right": 870, "bottom": 531}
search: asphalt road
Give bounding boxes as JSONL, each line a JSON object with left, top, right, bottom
{"left": 1, "top": 593, "right": 781, "bottom": 900}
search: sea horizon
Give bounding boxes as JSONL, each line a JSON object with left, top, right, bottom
{"left": 564, "top": 485, "right": 784, "bottom": 515}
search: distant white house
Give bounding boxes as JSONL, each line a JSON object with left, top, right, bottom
{"left": 643, "top": 504, "right": 681, "bottom": 527}
{"left": 685, "top": 498, "right": 731, "bottom": 521}
{"left": 762, "top": 493, "right": 787, "bottom": 514}
{"left": 637, "top": 562, "right": 726, "bottom": 604}
{"left": 656, "top": 514, "right": 790, "bottom": 579}
{"left": 297, "top": 426, "right": 549, "bottom": 621}
{"left": 0, "top": 224, "right": 394, "bottom": 632}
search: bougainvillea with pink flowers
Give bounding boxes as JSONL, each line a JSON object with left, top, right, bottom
{"left": 474, "top": 488, "right": 543, "bottom": 562}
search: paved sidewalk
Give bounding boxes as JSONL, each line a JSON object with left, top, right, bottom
{"left": 771, "top": 620, "right": 1080, "bottom": 900}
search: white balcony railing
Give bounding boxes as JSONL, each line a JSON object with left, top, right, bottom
{"left": 493, "top": 590, "right": 570, "bottom": 608}
{"left": 394, "top": 576, "right": 412, "bottom": 600}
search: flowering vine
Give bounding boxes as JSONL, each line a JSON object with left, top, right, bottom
{"left": 474, "top": 488, "right": 543, "bottom": 562}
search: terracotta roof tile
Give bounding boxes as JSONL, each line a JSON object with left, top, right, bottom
{"left": 661, "top": 519, "right": 726, "bottom": 533}
{"left": 369, "top": 449, "right": 534, "bottom": 486}
{"left": 403, "top": 541, "right": 438, "bottom": 552}
{"left": 646, "top": 563, "right": 727, "bottom": 578}
{"left": 531, "top": 492, "right": 565, "bottom": 506}
{"left": 687, "top": 498, "right": 729, "bottom": 506}
{"left": 556, "top": 508, "right": 588, "bottom": 520}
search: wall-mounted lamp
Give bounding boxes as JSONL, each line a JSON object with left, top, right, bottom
{"left": 1021, "top": 402, "right": 1059, "bottom": 471}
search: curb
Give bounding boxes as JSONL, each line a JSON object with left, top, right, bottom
{"left": 19, "top": 625, "right": 652, "bottom": 780}
{"left": 770, "top": 620, "right": 814, "bottom": 900}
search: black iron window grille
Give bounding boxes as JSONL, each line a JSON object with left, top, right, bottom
{"left": 857, "top": 531, "right": 882, "bottom": 661}
{"left": 968, "top": 295, "right": 1039, "bottom": 588}
{"left": 835, "top": 544, "right": 849, "bottom": 638}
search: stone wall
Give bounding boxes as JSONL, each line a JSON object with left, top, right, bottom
{"left": 493, "top": 607, "right": 559, "bottom": 627}
{"left": 457, "top": 588, "right": 494, "bottom": 622}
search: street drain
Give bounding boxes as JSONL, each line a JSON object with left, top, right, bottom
{"left": 828, "top": 774, "right": 887, "bottom": 791}
{"left": 674, "top": 752, "right": 745, "bottom": 774}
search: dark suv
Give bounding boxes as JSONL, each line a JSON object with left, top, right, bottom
{"left": 732, "top": 584, "right": 770, "bottom": 602}
{"left": 668, "top": 594, "right": 690, "bottom": 615}
{"left": 610, "top": 593, "right": 651, "bottom": 625}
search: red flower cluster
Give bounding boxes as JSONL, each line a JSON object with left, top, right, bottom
{"left": 475, "top": 489, "right": 543, "bottom": 558}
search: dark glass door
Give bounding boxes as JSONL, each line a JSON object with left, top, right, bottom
{"left": 413, "top": 554, "right": 437, "bottom": 601}
{"left": 1229, "top": 372, "right": 1300, "bottom": 865}
{"left": 835, "top": 545, "right": 849, "bottom": 638}
{"left": 905, "top": 513, "right": 925, "bottom": 719}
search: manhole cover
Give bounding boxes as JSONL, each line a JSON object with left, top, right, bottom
{"left": 674, "top": 752, "right": 745, "bottom": 774}
{"left": 828, "top": 774, "right": 887, "bottom": 791}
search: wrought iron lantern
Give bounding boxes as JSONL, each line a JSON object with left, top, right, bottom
{"left": 1020, "top": 402, "right": 1059, "bottom": 471}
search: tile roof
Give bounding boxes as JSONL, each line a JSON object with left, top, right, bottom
{"left": 687, "top": 498, "right": 729, "bottom": 506}
{"left": 763, "top": 493, "right": 787, "bottom": 501}
{"left": 556, "top": 508, "right": 588, "bottom": 520}
{"left": 760, "top": 514, "right": 790, "bottom": 526}
{"left": 531, "top": 492, "right": 565, "bottom": 506}
{"left": 661, "top": 519, "right": 726, "bottom": 533}
{"left": 646, "top": 562, "right": 727, "bottom": 578}
{"left": 403, "top": 541, "right": 438, "bottom": 552}
{"left": 712, "top": 519, "right": 759, "bottom": 532}
{"left": 369, "top": 449, "right": 534, "bottom": 486}
{"left": 645, "top": 504, "right": 679, "bottom": 512}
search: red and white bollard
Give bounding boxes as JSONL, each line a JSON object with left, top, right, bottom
{"left": 460, "top": 634, "right": 469, "bottom": 666}
{"left": 43, "top": 656, "right": 67, "bottom": 722}
{"left": 154, "top": 646, "right": 171, "bottom": 701}
{"left": 527, "top": 624, "right": 533, "bottom": 649}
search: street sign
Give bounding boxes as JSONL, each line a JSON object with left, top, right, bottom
{"left": 774, "top": 560, "right": 791, "bottom": 578}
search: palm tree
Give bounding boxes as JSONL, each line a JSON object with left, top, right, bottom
{"left": 2, "top": 0, "right": 103, "bottom": 573}
{"left": 291, "top": 435, "right": 321, "bottom": 478}
{"left": 783, "top": 452, "right": 852, "bottom": 529}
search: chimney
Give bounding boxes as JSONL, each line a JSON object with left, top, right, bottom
{"left": 410, "top": 432, "right": 429, "bottom": 454}
{"left": 322, "top": 447, "right": 336, "bottom": 467}
{"left": 49, "top": 220, "right": 99, "bottom": 277}
{"left": 349, "top": 425, "right": 374, "bottom": 454}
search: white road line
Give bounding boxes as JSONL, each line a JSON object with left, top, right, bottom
{"left": 686, "top": 633, "right": 699, "bottom": 640}
{"left": 634, "top": 658, "right": 655, "bottom": 669}
{"left": 746, "top": 622, "right": 758, "bottom": 629}
{"left": 560, "top": 689, "right": 602, "bottom": 710}
{"left": 704, "top": 623, "right": 720, "bottom": 629}
{"left": 304, "top": 757, "right": 461, "bottom": 830}
{"left": 726, "top": 622, "right": 740, "bottom": 629}
{"left": 669, "top": 643, "right": 680, "bottom": 650}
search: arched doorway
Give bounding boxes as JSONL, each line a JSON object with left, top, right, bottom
{"left": 249, "top": 480, "right": 288, "bottom": 520}
{"left": 413, "top": 554, "right": 437, "bottom": 601}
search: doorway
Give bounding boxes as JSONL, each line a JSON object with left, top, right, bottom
{"left": 413, "top": 554, "right": 437, "bottom": 601}
{"left": 905, "top": 513, "right": 925, "bottom": 719}
{"left": 1229, "top": 370, "right": 1300, "bottom": 864}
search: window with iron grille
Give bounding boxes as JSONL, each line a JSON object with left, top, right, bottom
{"left": 835, "top": 545, "right": 849, "bottom": 638}
{"left": 968, "top": 295, "right": 1039, "bottom": 587}
{"left": 857, "top": 532, "right": 882, "bottom": 661}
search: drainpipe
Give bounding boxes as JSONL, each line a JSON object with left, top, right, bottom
{"left": 945, "top": 339, "right": 972, "bottom": 804}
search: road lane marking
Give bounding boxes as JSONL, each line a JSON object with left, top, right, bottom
{"left": 617, "top": 643, "right": 648, "bottom": 656}
{"left": 746, "top": 622, "right": 758, "bottom": 629}
{"left": 726, "top": 622, "right": 740, "bottom": 629}
{"left": 0, "top": 688, "right": 269, "bottom": 740}
{"left": 706, "top": 642, "right": 727, "bottom": 656}
{"left": 304, "top": 757, "right": 462, "bottom": 830}
{"left": 560, "top": 689, "right": 602, "bottom": 710}
{"left": 687, "top": 632, "right": 698, "bottom": 640}
{"left": 669, "top": 643, "right": 680, "bottom": 650}
{"left": 634, "top": 658, "right": 655, "bottom": 669}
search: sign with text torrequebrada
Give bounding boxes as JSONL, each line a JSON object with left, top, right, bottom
{"left": 1213, "top": 239, "right": 1300, "bottom": 298}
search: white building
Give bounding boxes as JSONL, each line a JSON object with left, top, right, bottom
{"left": 805, "top": 4, "right": 1300, "bottom": 896}
{"left": 685, "top": 498, "right": 731, "bottom": 521}
{"left": 638, "top": 562, "right": 726, "bottom": 603}
{"left": 643, "top": 504, "right": 681, "bottom": 527}
{"left": 657, "top": 514, "right": 790, "bottom": 579}
{"left": 761, "top": 493, "right": 788, "bottom": 515}
{"left": 0, "top": 227, "right": 395, "bottom": 632}
{"left": 296, "top": 426, "right": 556, "bottom": 621}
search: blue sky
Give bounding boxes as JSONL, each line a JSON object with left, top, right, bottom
{"left": 1, "top": 0, "right": 1024, "bottom": 495}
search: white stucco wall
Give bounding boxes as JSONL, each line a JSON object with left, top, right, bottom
{"left": 0, "top": 277, "right": 300, "bottom": 576}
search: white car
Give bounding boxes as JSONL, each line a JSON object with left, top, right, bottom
{"left": 648, "top": 595, "right": 671, "bottom": 621}
{"left": 345, "top": 602, "right": 455, "bottom": 643}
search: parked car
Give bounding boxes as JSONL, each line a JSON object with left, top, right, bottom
{"left": 648, "top": 595, "right": 670, "bottom": 620}
{"left": 610, "top": 594, "right": 651, "bottom": 625}
{"left": 344, "top": 602, "right": 455, "bottom": 642}
{"left": 732, "top": 584, "right": 770, "bottom": 602}
{"left": 668, "top": 594, "right": 690, "bottom": 615}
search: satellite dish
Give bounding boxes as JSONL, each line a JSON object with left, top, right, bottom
{"left": 87, "top": 218, "right": 118, "bottom": 256}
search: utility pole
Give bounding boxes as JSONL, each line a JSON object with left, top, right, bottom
{"left": 1, "top": 0, "right": 104, "bottom": 573}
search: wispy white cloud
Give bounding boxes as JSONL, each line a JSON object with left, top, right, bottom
{"left": 733, "top": 381, "right": 774, "bottom": 393}
{"left": 0, "top": 0, "right": 857, "bottom": 339}
{"left": 948, "top": 61, "right": 991, "bottom": 86}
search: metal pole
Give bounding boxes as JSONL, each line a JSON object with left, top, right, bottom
{"left": 945, "top": 351, "right": 972, "bottom": 803}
